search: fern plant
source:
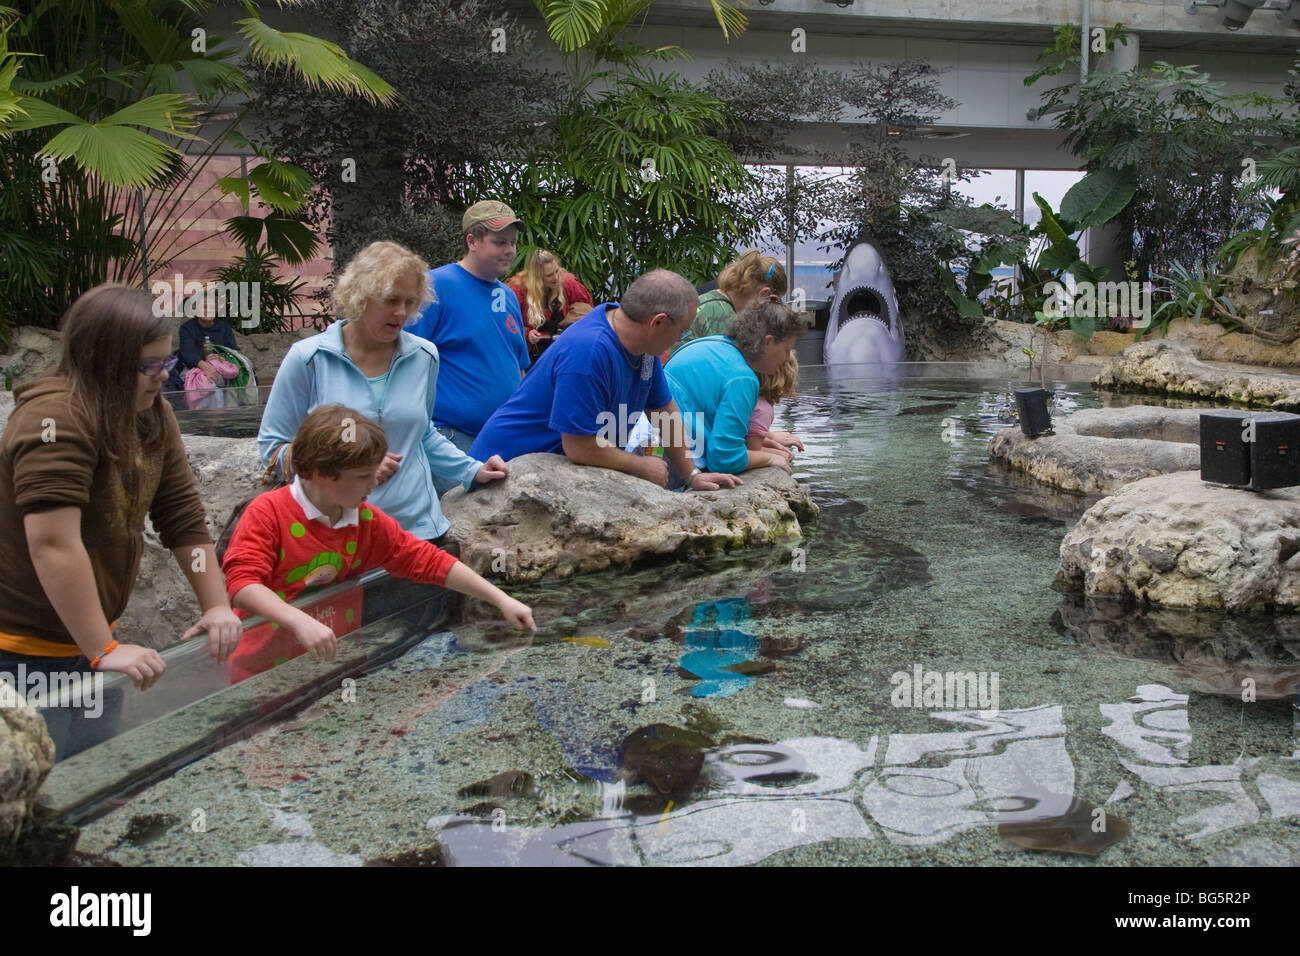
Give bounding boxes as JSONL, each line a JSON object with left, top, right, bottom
{"left": 1145, "top": 261, "right": 1236, "bottom": 340}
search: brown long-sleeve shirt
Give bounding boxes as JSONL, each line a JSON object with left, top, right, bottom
{"left": 0, "top": 379, "right": 211, "bottom": 654}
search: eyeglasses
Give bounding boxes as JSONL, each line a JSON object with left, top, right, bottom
{"left": 139, "top": 356, "right": 179, "bottom": 377}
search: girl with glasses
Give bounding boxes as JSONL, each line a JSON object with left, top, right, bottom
{"left": 0, "top": 285, "right": 241, "bottom": 755}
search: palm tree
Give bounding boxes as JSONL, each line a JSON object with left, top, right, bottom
{"left": 0, "top": 0, "right": 394, "bottom": 328}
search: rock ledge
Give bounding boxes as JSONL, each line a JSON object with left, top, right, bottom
{"left": 442, "top": 453, "right": 818, "bottom": 582}
{"left": 988, "top": 405, "right": 1202, "bottom": 495}
{"left": 1056, "top": 471, "right": 1300, "bottom": 610}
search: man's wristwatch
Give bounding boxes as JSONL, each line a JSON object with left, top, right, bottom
{"left": 687, "top": 467, "right": 702, "bottom": 485}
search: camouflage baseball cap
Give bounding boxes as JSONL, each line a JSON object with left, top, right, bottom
{"left": 462, "top": 200, "right": 522, "bottom": 233}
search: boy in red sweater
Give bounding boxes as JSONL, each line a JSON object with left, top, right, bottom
{"left": 222, "top": 404, "right": 534, "bottom": 681}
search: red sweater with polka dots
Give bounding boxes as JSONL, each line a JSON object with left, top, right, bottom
{"left": 222, "top": 485, "right": 457, "bottom": 607}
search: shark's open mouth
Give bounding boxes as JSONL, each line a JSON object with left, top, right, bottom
{"left": 833, "top": 285, "right": 893, "bottom": 333}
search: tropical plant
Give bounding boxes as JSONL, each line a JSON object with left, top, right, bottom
{"left": 538, "top": 0, "right": 748, "bottom": 86}
{"left": 488, "top": 63, "right": 758, "bottom": 299}
{"left": 1146, "top": 261, "right": 1237, "bottom": 341}
{"left": 1, "top": 0, "right": 392, "bottom": 328}
{"left": 209, "top": 247, "right": 312, "bottom": 334}
{"left": 707, "top": 59, "right": 968, "bottom": 319}
{"left": 937, "top": 172, "right": 1132, "bottom": 331}
{"left": 249, "top": 0, "right": 564, "bottom": 272}
{"left": 1029, "top": 41, "right": 1289, "bottom": 283}
{"left": 1219, "top": 60, "right": 1300, "bottom": 274}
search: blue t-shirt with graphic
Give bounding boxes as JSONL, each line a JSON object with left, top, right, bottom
{"left": 405, "top": 263, "right": 530, "bottom": 436}
{"left": 469, "top": 303, "right": 673, "bottom": 462}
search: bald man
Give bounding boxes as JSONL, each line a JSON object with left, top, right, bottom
{"left": 469, "top": 269, "right": 741, "bottom": 492}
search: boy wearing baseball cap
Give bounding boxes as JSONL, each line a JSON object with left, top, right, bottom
{"left": 406, "top": 200, "right": 531, "bottom": 472}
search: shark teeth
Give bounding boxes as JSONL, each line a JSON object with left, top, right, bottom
{"left": 834, "top": 285, "right": 893, "bottom": 331}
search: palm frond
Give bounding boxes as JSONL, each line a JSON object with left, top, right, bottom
{"left": 39, "top": 123, "right": 181, "bottom": 188}
{"left": 237, "top": 17, "right": 395, "bottom": 105}
{"left": 535, "top": 0, "right": 606, "bottom": 52}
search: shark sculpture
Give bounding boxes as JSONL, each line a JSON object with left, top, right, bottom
{"left": 824, "top": 237, "right": 905, "bottom": 367}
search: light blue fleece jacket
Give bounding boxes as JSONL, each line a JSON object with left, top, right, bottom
{"left": 664, "top": 335, "right": 759, "bottom": 475}
{"left": 258, "top": 320, "right": 481, "bottom": 540}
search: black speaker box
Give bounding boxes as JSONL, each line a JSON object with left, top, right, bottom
{"left": 1014, "top": 387, "right": 1053, "bottom": 438}
{"left": 1199, "top": 411, "right": 1252, "bottom": 487}
{"left": 1251, "top": 414, "right": 1300, "bottom": 490}
{"left": 1199, "top": 410, "right": 1300, "bottom": 490}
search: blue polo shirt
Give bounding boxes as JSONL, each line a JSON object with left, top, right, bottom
{"left": 406, "top": 263, "right": 530, "bottom": 436}
{"left": 469, "top": 303, "right": 673, "bottom": 462}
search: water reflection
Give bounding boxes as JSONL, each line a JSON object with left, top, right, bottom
{"left": 1060, "top": 594, "right": 1300, "bottom": 699}
{"left": 677, "top": 597, "right": 762, "bottom": 699}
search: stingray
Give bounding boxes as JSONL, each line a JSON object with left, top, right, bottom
{"left": 620, "top": 724, "right": 714, "bottom": 795}
{"left": 457, "top": 770, "right": 537, "bottom": 800}
{"left": 365, "top": 844, "right": 446, "bottom": 866}
{"left": 897, "top": 402, "right": 958, "bottom": 417}
{"left": 998, "top": 796, "right": 1130, "bottom": 857}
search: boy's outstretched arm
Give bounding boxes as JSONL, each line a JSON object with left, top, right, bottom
{"left": 232, "top": 583, "right": 339, "bottom": 661}
{"left": 444, "top": 562, "right": 537, "bottom": 631}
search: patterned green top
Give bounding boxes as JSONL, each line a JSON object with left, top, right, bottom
{"left": 673, "top": 289, "right": 734, "bottom": 357}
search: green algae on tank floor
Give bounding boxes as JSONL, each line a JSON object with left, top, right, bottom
{"left": 69, "top": 368, "right": 1300, "bottom": 866}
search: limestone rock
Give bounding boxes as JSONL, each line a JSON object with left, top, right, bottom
{"left": 989, "top": 405, "right": 1202, "bottom": 495}
{"left": 119, "top": 435, "right": 268, "bottom": 649}
{"left": 0, "top": 327, "right": 61, "bottom": 388}
{"left": 0, "top": 389, "right": 13, "bottom": 434}
{"left": 1094, "top": 341, "right": 1300, "bottom": 409}
{"left": 0, "top": 681, "right": 56, "bottom": 846}
{"left": 1153, "top": 318, "right": 1300, "bottom": 369}
{"left": 906, "top": 313, "right": 1129, "bottom": 367}
{"left": 441, "top": 453, "right": 818, "bottom": 582}
{"left": 1056, "top": 471, "right": 1300, "bottom": 609}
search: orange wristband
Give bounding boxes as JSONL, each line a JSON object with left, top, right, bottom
{"left": 89, "top": 639, "right": 119, "bottom": 670}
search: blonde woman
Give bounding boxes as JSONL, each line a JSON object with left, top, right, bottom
{"left": 258, "top": 240, "right": 510, "bottom": 542}
{"left": 673, "top": 250, "right": 788, "bottom": 357}
{"left": 507, "top": 250, "right": 594, "bottom": 360}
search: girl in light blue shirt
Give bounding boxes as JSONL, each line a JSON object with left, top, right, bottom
{"left": 662, "top": 301, "right": 803, "bottom": 478}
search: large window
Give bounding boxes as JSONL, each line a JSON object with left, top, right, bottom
{"left": 732, "top": 165, "right": 1088, "bottom": 305}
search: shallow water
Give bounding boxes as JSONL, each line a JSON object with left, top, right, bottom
{"left": 77, "top": 366, "right": 1300, "bottom": 866}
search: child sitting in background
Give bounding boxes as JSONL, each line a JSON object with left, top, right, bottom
{"left": 747, "top": 352, "right": 805, "bottom": 461}
{"left": 221, "top": 404, "right": 535, "bottom": 682}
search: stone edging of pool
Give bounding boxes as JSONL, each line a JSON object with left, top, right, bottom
{"left": 988, "top": 404, "right": 1202, "bottom": 495}
{"left": 442, "top": 453, "right": 818, "bottom": 583}
{"left": 991, "top": 403, "right": 1300, "bottom": 611}
{"left": 1094, "top": 340, "right": 1300, "bottom": 409}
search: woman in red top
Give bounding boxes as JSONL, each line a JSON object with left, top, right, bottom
{"left": 507, "top": 250, "right": 594, "bottom": 361}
